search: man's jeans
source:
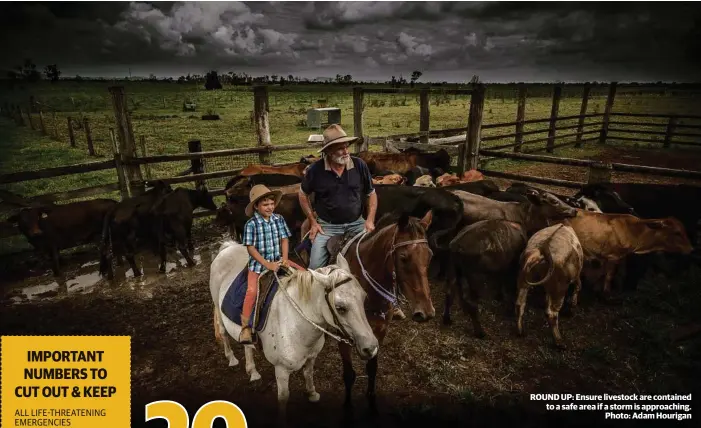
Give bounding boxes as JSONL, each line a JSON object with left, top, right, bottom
{"left": 308, "top": 217, "right": 366, "bottom": 270}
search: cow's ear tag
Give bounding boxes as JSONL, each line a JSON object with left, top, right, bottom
{"left": 41, "top": 213, "right": 48, "bottom": 219}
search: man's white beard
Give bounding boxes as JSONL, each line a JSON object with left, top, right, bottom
{"left": 332, "top": 154, "right": 350, "bottom": 164}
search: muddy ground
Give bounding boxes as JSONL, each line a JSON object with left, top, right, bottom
{"left": 2, "top": 145, "right": 701, "bottom": 428}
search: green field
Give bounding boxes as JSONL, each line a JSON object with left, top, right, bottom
{"left": 1, "top": 81, "right": 700, "bottom": 204}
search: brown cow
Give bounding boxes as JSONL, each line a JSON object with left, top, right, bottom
{"left": 559, "top": 211, "right": 694, "bottom": 296}
{"left": 358, "top": 148, "right": 451, "bottom": 175}
{"left": 515, "top": 224, "right": 584, "bottom": 349}
{"left": 214, "top": 191, "right": 306, "bottom": 243}
{"left": 449, "top": 189, "right": 577, "bottom": 234}
{"left": 437, "top": 169, "right": 485, "bottom": 187}
{"left": 238, "top": 162, "right": 308, "bottom": 178}
{"left": 436, "top": 173, "right": 459, "bottom": 187}
{"left": 462, "top": 169, "right": 485, "bottom": 182}
{"left": 9, "top": 199, "right": 118, "bottom": 276}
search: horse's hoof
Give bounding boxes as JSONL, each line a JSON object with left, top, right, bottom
{"left": 308, "top": 392, "right": 321, "bottom": 402}
{"left": 228, "top": 358, "right": 239, "bottom": 367}
{"left": 442, "top": 316, "right": 452, "bottom": 326}
{"left": 555, "top": 342, "right": 567, "bottom": 351}
{"left": 475, "top": 330, "right": 487, "bottom": 339}
{"left": 250, "top": 371, "right": 261, "bottom": 382}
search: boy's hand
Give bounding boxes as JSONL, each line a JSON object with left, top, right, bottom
{"left": 280, "top": 258, "right": 289, "bottom": 268}
{"left": 264, "top": 261, "right": 281, "bottom": 272}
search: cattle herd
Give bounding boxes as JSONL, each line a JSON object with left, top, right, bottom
{"left": 6, "top": 147, "right": 700, "bottom": 348}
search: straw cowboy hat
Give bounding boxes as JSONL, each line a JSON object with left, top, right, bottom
{"left": 318, "top": 124, "right": 359, "bottom": 153}
{"left": 245, "top": 184, "right": 283, "bottom": 217}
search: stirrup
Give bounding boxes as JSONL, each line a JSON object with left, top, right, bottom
{"left": 239, "top": 327, "right": 253, "bottom": 344}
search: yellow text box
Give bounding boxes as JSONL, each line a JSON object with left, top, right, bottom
{"left": 1, "top": 335, "right": 131, "bottom": 428}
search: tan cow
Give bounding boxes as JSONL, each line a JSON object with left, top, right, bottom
{"left": 515, "top": 224, "right": 584, "bottom": 349}
{"left": 559, "top": 211, "right": 694, "bottom": 296}
{"left": 413, "top": 175, "right": 436, "bottom": 187}
{"left": 372, "top": 174, "right": 406, "bottom": 185}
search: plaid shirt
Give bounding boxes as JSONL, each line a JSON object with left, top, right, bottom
{"left": 243, "top": 212, "right": 292, "bottom": 273}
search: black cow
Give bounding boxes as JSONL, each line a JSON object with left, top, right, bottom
{"left": 9, "top": 199, "right": 118, "bottom": 276}
{"left": 152, "top": 187, "right": 218, "bottom": 272}
{"left": 99, "top": 181, "right": 173, "bottom": 279}
{"left": 505, "top": 182, "right": 603, "bottom": 212}
{"left": 373, "top": 185, "right": 466, "bottom": 251}
{"left": 403, "top": 166, "right": 446, "bottom": 186}
{"left": 444, "top": 219, "right": 529, "bottom": 337}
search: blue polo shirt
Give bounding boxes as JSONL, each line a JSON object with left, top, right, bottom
{"left": 301, "top": 156, "right": 375, "bottom": 224}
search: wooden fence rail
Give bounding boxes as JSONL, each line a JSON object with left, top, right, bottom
{"left": 479, "top": 149, "right": 701, "bottom": 180}
{"left": 4, "top": 82, "right": 701, "bottom": 247}
{"left": 0, "top": 160, "right": 115, "bottom": 184}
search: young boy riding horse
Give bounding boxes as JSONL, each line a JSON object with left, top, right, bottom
{"left": 298, "top": 124, "right": 405, "bottom": 319}
{"left": 239, "top": 184, "right": 305, "bottom": 344}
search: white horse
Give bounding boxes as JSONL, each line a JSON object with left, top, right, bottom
{"left": 210, "top": 240, "right": 379, "bottom": 424}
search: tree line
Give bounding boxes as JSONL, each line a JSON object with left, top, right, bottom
{"left": 3, "top": 59, "right": 700, "bottom": 90}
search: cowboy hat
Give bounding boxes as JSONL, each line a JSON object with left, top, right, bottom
{"left": 245, "top": 184, "right": 283, "bottom": 217}
{"left": 317, "top": 124, "right": 359, "bottom": 153}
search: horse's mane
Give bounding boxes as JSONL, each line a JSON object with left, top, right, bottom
{"left": 280, "top": 265, "right": 359, "bottom": 303}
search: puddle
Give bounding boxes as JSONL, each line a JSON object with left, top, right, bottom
{"left": 2, "top": 243, "right": 215, "bottom": 305}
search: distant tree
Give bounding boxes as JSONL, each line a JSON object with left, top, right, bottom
{"left": 204, "top": 70, "right": 222, "bottom": 90}
{"left": 43, "top": 64, "right": 61, "bottom": 82}
{"left": 410, "top": 70, "right": 422, "bottom": 88}
{"left": 14, "top": 59, "right": 41, "bottom": 82}
{"left": 280, "top": 76, "right": 286, "bottom": 86}
{"left": 148, "top": 73, "right": 158, "bottom": 82}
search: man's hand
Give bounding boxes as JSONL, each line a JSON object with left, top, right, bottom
{"left": 309, "top": 221, "right": 324, "bottom": 242}
{"left": 364, "top": 218, "right": 375, "bottom": 234}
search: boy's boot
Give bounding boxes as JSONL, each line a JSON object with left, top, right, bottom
{"left": 239, "top": 313, "right": 253, "bottom": 344}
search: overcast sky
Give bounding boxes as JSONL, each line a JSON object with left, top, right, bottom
{"left": 1, "top": 1, "right": 700, "bottom": 83}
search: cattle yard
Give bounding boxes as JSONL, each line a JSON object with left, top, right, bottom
{"left": 1, "top": 82, "right": 701, "bottom": 427}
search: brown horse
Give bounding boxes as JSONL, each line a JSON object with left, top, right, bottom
{"left": 335, "top": 210, "right": 435, "bottom": 414}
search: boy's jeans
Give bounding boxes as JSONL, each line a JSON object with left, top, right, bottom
{"left": 308, "top": 217, "right": 366, "bottom": 270}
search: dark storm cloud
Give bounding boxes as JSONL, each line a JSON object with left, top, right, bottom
{"left": 0, "top": 2, "right": 699, "bottom": 82}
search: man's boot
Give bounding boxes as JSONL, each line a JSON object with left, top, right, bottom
{"left": 392, "top": 305, "right": 406, "bottom": 320}
{"left": 239, "top": 313, "right": 253, "bottom": 344}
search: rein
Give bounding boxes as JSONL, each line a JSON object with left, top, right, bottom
{"left": 273, "top": 267, "right": 356, "bottom": 346}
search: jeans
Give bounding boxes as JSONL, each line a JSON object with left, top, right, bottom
{"left": 308, "top": 217, "right": 366, "bottom": 270}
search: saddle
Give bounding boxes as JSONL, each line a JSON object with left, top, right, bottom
{"left": 221, "top": 266, "right": 293, "bottom": 345}
{"left": 251, "top": 269, "right": 279, "bottom": 334}
{"left": 326, "top": 230, "right": 362, "bottom": 266}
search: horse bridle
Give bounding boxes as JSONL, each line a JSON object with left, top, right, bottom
{"left": 352, "top": 225, "right": 432, "bottom": 311}
{"left": 274, "top": 267, "right": 356, "bottom": 346}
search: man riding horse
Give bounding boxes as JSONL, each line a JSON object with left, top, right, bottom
{"left": 298, "top": 124, "right": 406, "bottom": 320}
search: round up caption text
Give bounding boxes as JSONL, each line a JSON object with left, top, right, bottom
{"left": 530, "top": 393, "right": 692, "bottom": 421}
